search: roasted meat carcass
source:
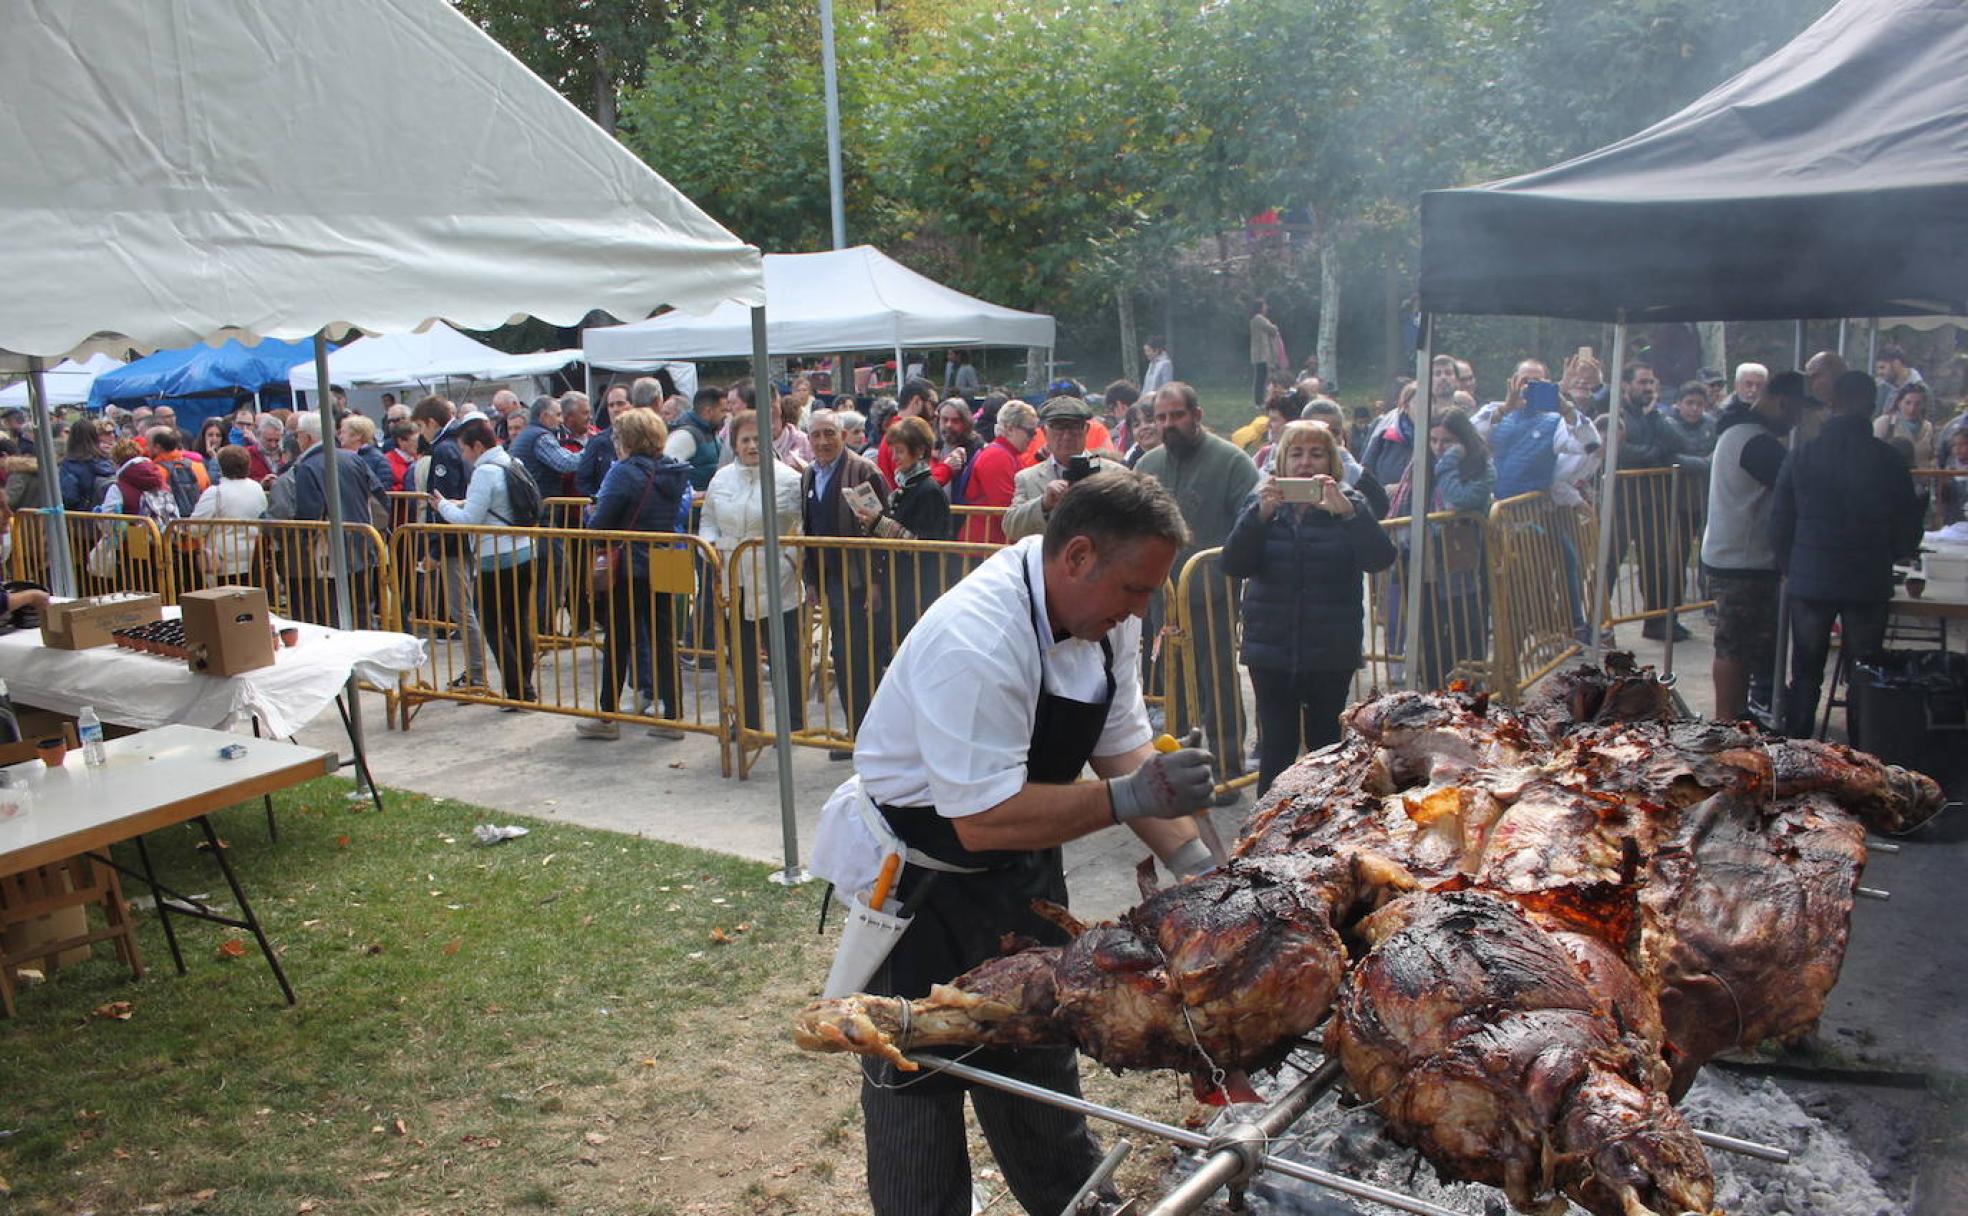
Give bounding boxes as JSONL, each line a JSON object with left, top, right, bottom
{"left": 1642, "top": 791, "right": 1868, "bottom": 1092}
{"left": 794, "top": 854, "right": 1351, "bottom": 1088}
{"left": 1328, "top": 891, "right": 1716, "bottom": 1216}
{"left": 794, "top": 659, "right": 1945, "bottom": 1216}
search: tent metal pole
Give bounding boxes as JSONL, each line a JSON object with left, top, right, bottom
{"left": 754, "top": 306, "right": 808, "bottom": 887}
{"left": 1589, "top": 315, "right": 1627, "bottom": 664}
{"left": 314, "top": 333, "right": 371, "bottom": 804}
{"left": 24, "top": 357, "right": 75, "bottom": 597}
{"left": 819, "top": 0, "right": 847, "bottom": 251}
{"left": 893, "top": 343, "right": 905, "bottom": 387}
{"left": 1868, "top": 318, "right": 1880, "bottom": 373}
{"left": 1401, "top": 316, "right": 1432, "bottom": 691}
{"left": 1837, "top": 319, "right": 1849, "bottom": 361}
{"left": 1768, "top": 319, "right": 1808, "bottom": 733}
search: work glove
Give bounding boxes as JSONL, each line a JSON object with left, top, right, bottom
{"left": 1109, "top": 728, "right": 1215, "bottom": 824}
{"left": 1162, "top": 837, "right": 1216, "bottom": 880}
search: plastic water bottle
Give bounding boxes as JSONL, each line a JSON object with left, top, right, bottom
{"left": 0, "top": 771, "right": 29, "bottom": 822}
{"left": 79, "top": 706, "right": 107, "bottom": 767}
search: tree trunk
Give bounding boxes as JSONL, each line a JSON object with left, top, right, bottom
{"left": 1699, "top": 321, "right": 1726, "bottom": 380}
{"left": 1316, "top": 236, "right": 1340, "bottom": 389}
{"left": 1117, "top": 287, "right": 1140, "bottom": 384}
{"left": 1382, "top": 261, "right": 1401, "bottom": 404}
{"left": 593, "top": 47, "right": 617, "bottom": 136}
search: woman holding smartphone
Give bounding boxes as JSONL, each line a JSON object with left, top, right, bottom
{"left": 1221, "top": 420, "right": 1397, "bottom": 795}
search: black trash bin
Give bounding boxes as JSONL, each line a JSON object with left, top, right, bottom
{"left": 1850, "top": 650, "right": 1968, "bottom": 792}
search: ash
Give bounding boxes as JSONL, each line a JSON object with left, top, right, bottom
{"left": 1172, "top": 1065, "right": 1903, "bottom": 1216}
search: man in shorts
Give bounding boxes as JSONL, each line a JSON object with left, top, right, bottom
{"left": 1700, "top": 370, "right": 1804, "bottom": 722}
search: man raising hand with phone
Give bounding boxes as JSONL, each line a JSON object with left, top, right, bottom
{"left": 1003, "top": 396, "right": 1110, "bottom": 541}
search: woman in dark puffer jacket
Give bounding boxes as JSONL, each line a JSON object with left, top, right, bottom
{"left": 1221, "top": 420, "right": 1397, "bottom": 794}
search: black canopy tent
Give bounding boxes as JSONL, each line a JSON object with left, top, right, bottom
{"left": 1407, "top": 0, "right": 1968, "bottom": 704}
{"left": 1419, "top": 0, "right": 1968, "bottom": 323}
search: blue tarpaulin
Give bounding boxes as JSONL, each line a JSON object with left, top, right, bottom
{"left": 88, "top": 337, "right": 327, "bottom": 409}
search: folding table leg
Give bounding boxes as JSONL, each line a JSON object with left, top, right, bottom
{"left": 131, "top": 834, "right": 187, "bottom": 976}
{"left": 194, "top": 816, "right": 295, "bottom": 1006}
{"left": 251, "top": 718, "right": 279, "bottom": 842}
{"left": 337, "top": 695, "right": 385, "bottom": 814}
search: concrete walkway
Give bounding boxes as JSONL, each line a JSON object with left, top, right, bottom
{"left": 294, "top": 615, "right": 1728, "bottom": 921}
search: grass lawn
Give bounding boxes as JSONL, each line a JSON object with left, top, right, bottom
{"left": 0, "top": 782, "right": 1195, "bottom": 1215}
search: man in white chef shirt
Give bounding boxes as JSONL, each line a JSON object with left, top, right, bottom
{"left": 849, "top": 469, "right": 1218, "bottom": 1216}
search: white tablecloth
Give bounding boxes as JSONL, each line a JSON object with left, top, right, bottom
{"left": 0, "top": 608, "right": 426, "bottom": 737}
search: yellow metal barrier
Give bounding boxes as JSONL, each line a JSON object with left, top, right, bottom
{"left": 725, "top": 534, "right": 1001, "bottom": 776}
{"left": 1600, "top": 466, "right": 1710, "bottom": 629}
{"left": 1164, "top": 548, "right": 1252, "bottom": 798}
{"left": 952, "top": 503, "right": 1009, "bottom": 545}
{"left": 387, "top": 522, "right": 731, "bottom": 774}
{"left": 11, "top": 509, "right": 170, "bottom": 600}
{"left": 162, "top": 517, "right": 391, "bottom": 630}
{"left": 1362, "top": 508, "right": 1498, "bottom": 695}
{"left": 1487, "top": 491, "right": 1597, "bottom": 703}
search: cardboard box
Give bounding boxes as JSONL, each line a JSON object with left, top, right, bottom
{"left": 180, "top": 586, "right": 277, "bottom": 677}
{"left": 41, "top": 593, "right": 162, "bottom": 650}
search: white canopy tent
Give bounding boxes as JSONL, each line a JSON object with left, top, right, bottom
{"left": 0, "top": 0, "right": 816, "bottom": 881}
{"left": 583, "top": 245, "right": 1055, "bottom": 370}
{"left": 0, "top": 353, "right": 123, "bottom": 410}
{"left": 287, "top": 323, "right": 578, "bottom": 393}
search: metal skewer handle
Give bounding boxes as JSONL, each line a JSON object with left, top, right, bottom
{"left": 909, "top": 1054, "right": 1465, "bottom": 1216}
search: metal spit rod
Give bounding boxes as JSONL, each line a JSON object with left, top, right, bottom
{"left": 1866, "top": 839, "right": 1903, "bottom": 854}
{"left": 1145, "top": 1057, "right": 1342, "bottom": 1216}
{"left": 1856, "top": 886, "right": 1891, "bottom": 901}
{"left": 1693, "top": 1127, "right": 1791, "bottom": 1164}
{"left": 909, "top": 1053, "right": 1466, "bottom": 1216}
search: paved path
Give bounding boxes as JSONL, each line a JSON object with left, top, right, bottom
{"left": 297, "top": 616, "right": 1728, "bottom": 920}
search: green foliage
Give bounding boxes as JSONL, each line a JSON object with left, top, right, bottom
{"left": 473, "top": 0, "right": 1840, "bottom": 382}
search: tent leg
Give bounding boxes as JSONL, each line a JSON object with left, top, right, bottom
{"left": 24, "top": 358, "right": 76, "bottom": 597}
{"left": 312, "top": 334, "right": 371, "bottom": 804}
{"left": 1589, "top": 315, "right": 1627, "bottom": 665}
{"left": 1837, "top": 319, "right": 1849, "bottom": 361}
{"left": 1868, "top": 319, "right": 1880, "bottom": 375}
{"left": 754, "top": 307, "right": 808, "bottom": 888}
{"left": 893, "top": 344, "right": 904, "bottom": 387}
{"left": 1401, "top": 318, "right": 1433, "bottom": 691}
{"left": 1767, "top": 319, "right": 1812, "bottom": 735}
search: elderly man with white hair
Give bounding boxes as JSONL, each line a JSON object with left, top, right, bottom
{"left": 286, "top": 411, "right": 387, "bottom": 627}
{"left": 1730, "top": 362, "right": 1768, "bottom": 409}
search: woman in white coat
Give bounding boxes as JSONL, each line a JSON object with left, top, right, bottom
{"left": 700, "top": 409, "right": 806, "bottom": 733}
{"left": 188, "top": 444, "right": 269, "bottom": 583}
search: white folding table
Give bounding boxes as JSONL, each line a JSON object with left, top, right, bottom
{"left": 0, "top": 725, "right": 335, "bottom": 1008}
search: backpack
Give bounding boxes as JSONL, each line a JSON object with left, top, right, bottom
{"left": 500, "top": 459, "right": 542, "bottom": 527}
{"left": 137, "top": 485, "right": 180, "bottom": 526}
{"left": 162, "top": 459, "right": 202, "bottom": 517}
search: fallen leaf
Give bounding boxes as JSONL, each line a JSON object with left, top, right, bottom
{"left": 577, "top": 1152, "right": 600, "bottom": 1166}
{"left": 92, "top": 1001, "right": 133, "bottom": 1021}
{"left": 638, "top": 1058, "right": 659, "bottom": 1068}
{"left": 736, "top": 922, "right": 752, "bottom": 933}
{"left": 75, "top": 1109, "right": 103, "bottom": 1122}
{"left": 541, "top": 854, "right": 556, "bottom": 866}
{"left": 579, "top": 914, "right": 595, "bottom": 927}
{"left": 191, "top": 1188, "right": 217, "bottom": 1202}
{"left": 216, "top": 939, "right": 248, "bottom": 960}
{"left": 667, "top": 761, "right": 685, "bottom": 769}
{"left": 583, "top": 1131, "right": 608, "bottom": 1146}
{"left": 193, "top": 838, "right": 229, "bottom": 852}
{"left": 297, "top": 1202, "right": 318, "bottom": 1215}
{"left": 0, "top": 1174, "right": 8, "bottom": 1196}
{"left": 113, "top": 1147, "right": 132, "bottom": 1159}
{"left": 358, "top": 1170, "right": 392, "bottom": 1183}
{"left": 709, "top": 927, "right": 733, "bottom": 944}
{"left": 336, "top": 835, "right": 351, "bottom": 849}
{"left": 393, "top": 1118, "right": 408, "bottom": 1136}
{"left": 364, "top": 943, "right": 384, "bottom": 956}
{"left": 686, "top": 950, "right": 704, "bottom": 960}
{"left": 441, "top": 940, "right": 461, "bottom": 956}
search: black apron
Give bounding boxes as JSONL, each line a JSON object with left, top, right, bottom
{"left": 869, "top": 559, "right": 1116, "bottom": 1095}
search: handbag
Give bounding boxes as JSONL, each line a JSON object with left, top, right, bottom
{"left": 588, "top": 461, "right": 659, "bottom": 597}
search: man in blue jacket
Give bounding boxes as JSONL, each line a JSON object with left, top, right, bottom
{"left": 575, "top": 383, "right": 635, "bottom": 498}
{"left": 1771, "top": 370, "right": 1925, "bottom": 740}
{"left": 291, "top": 412, "right": 387, "bottom": 629}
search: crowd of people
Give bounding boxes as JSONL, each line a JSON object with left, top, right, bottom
{"left": 3, "top": 334, "right": 1961, "bottom": 761}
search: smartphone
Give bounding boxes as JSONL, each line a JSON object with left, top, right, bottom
{"left": 1275, "top": 478, "right": 1321, "bottom": 503}
{"left": 1523, "top": 380, "right": 1560, "bottom": 413}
